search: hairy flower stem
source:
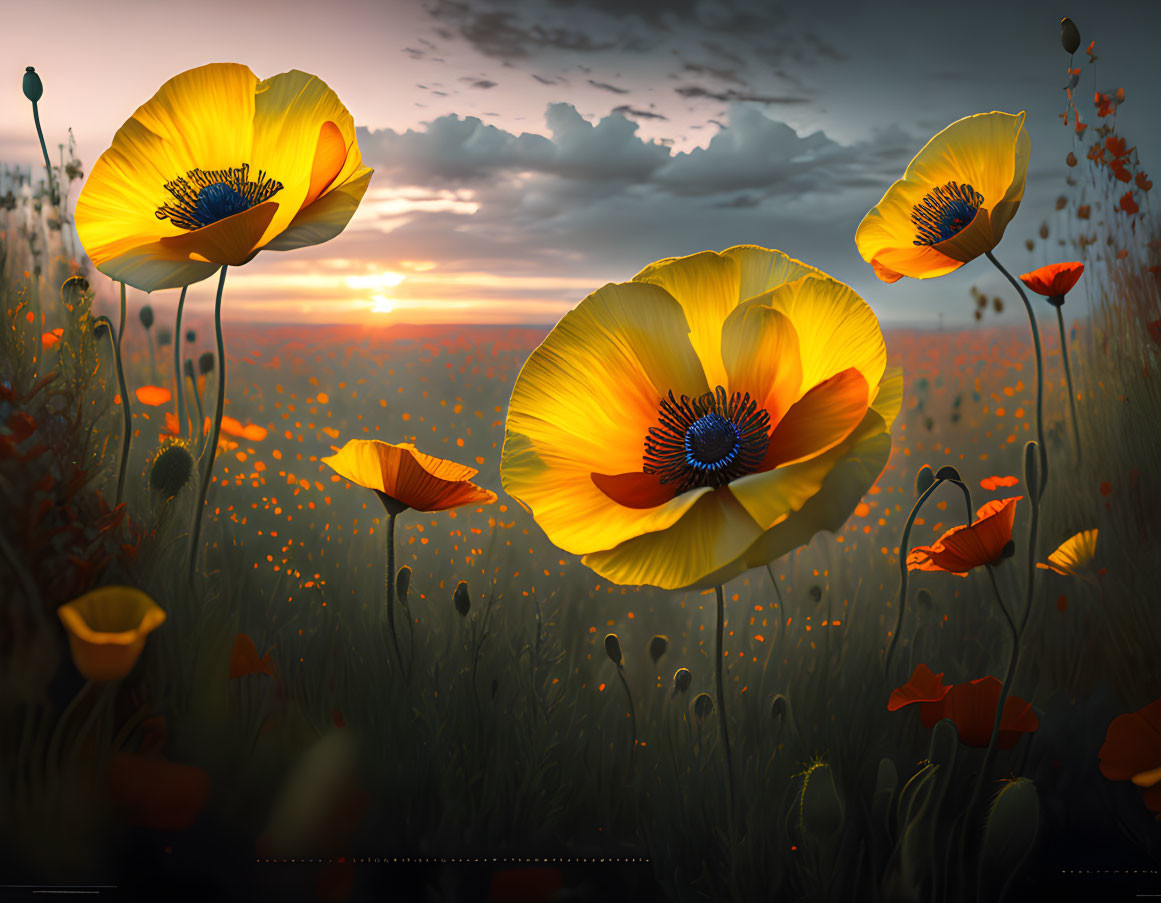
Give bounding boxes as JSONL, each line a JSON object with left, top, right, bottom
{"left": 714, "top": 584, "right": 735, "bottom": 821}
{"left": 988, "top": 251, "right": 1048, "bottom": 497}
{"left": 885, "top": 477, "right": 944, "bottom": 677}
{"left": 188, "top": 266, "right": 228, "bottom": 584}
{"left": 1055, "top": 305, "right": 1083, "bottom": 464}
{"left": 174, "top": 286, "right": 188, "bottom": 436}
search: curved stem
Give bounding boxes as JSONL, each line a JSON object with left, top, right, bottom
{"left": 987, "top": 251, "right": 1048, "bottom": 498}
{"left": 714, "top": 584, "right": 735, "bottom": 820}
{"left": 1056, "top": 306, "right": 1082, "bottom": 464}
{"left": 118, "top": 282, "right": 126, "bottom": 346}
{"left": 189, "top": 362, "right": 204, "bottom": 438}
{"left": 616, "top": 664, "right": 637, "bottom": 778}
{"left": 101, "top": 319, "right": 131, "bottom": 508}
{"left": 385, "top": 512, "right": 404, "bottom": 673}
{"left": 187, "top": 266, "right": 228, "bottom": 585}
{"left": 30, "top": 100, "right": 58, "bottom": 207}
{"left": 174, "top": 286, "right": 187, "bottom": 437}
{"left": 885, "top": 477, "right": 944, "bottom": 676}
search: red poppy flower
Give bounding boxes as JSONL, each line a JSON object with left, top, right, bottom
{"left": 1136, "top": 171, "right": 1152, "bottom": 192}
{"left": 887, "top": 663, "right": 951, "bottom": 711}
{"left": 980, "top": 474, "right": 1020, "bottom": 491}
{"left": 1019, "top": 263, "right": 1084, "bottom": 300}
{"left": 229, "top": 633, "right": 276, "bottom": 679}
{"left": 1109, "top": 158, "right": 1133, "bottom": 183}
{"left": 1099, "top": 698, "right": 1161, "bottom": 813}
{"left": 907, "top": 497, "right": 1020, "bottom": 576}
{"left": 41, "top": 328, "right": 64, "bottom": 348}
{"left": 1106, "top": 136, "right": 1130, "bottom": 159}
{"left": 1121, "top": 192, "right": 1140, "bottom": 215}
{"left": 932, "top": 677, "right": 1039, "bottom": 748}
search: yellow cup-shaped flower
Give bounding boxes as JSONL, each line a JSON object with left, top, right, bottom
{"left": 57, "top": 586, "right": 166, "bottom": 682}
{"left": 500, "top": 246, "right": 901, "bottom": 590}
{"left": 76, "top": 63, "right": 373, "bottom": 292}
{"left": 855, "top": 112, "right": 1030, "bottom": 283}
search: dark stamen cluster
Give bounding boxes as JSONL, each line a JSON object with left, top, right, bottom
{"left": 643, "top": 386, "right": 770, "bottom": 493}
{"left": 156, "top": 162, "right": 283, "bottom": 231}
{"left": 911, "top": 181, "right": 984, "bottom": 246}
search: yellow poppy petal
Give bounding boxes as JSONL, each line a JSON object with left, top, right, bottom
{"left": 720, "top": 245, "right": 820, "bottom": 302}
{"left": 753, "top": 275, "right": 885, "bottom": 405}
{"left": 250, "top": 69, "right": 360, "bottom": 247}
{"left": 263, "top": 166, "right": 373, "bottom": 253}
{"left": 1037, "top": 528, "right": 1098, "bottom": 577}
{"left": 721, "top": 302, "right": 802, "bottom": 427}
{"left": 88, "top": 240, "right": 222, "bottom": 294}
{"left": 872, "top": 366, "right": 904, "bottom": 430}
{"left": 305, "top": 121, "right": 348, "bottom": 207}
{"left": 632, "top": 250, "right": 740, "bottom": 388}
{"left": 157, "top": 200, "right": 278, "bottom": 268}
{"left": 581, "top": 488, "right": 762, "bottom": 590}
{"left": 501, "top": 281, "right": 711, "bottom": 554}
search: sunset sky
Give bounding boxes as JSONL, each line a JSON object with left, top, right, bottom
{"left": 5, "top": 0, "right": 1159, "bottom": 327}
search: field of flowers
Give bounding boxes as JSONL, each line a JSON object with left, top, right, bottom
{"left": 2, "top": 17, "right": 1161, "bottom": 903}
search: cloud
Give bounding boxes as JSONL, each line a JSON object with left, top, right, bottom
{"left": 674, "top": 85, "right": 811, "bottom": 105}
{"left": 611, "top": 105, "right": 668, "bottom": 121}
{"left": 587, "top": 79, "right": 630, "bottom": 94}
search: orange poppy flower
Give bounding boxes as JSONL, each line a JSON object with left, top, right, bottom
{"left": 229, "top": 633, "right": 276, "bottom": 678}
{"left": 1099, "top": 699, "right": 1161, "bottom": 813}
{"left": 135, "top": 385, "right": 172, "bottom": 406}
{"left": 889, "top": 667, "right": 1038, "bottom": 748}
{"left": 106, "top": 753, "right": 210, "bottom": 830}
{"left": 57, "top": 586, "right": 167, "bottom": 682}
{"left": 322, "top": 439, "right": 496, "bottom": 515}
{"left": 1019, "top": 262, "right": 1084, "bottom": 304}
{"left": 221, "top": 415, "right": 268, "bottom": 441}
{"left": 1121, "top": 192, "right": 1140, "bottom": 215}
{"left": 907, "top": 497, "right": 1021, "bottom": 576}
{"left": 41, "top": 328, "right": 64, "bottom": 348}
{"left": 979, "top": 474, "right": 1019, "bottom": 491}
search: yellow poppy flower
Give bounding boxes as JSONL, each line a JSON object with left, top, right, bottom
{"left": 75, "top": 63, "right": 372, "bottom": 292}
{"left": 57, "top": 586, "right": 166, "bottom": 682}
{"left": 1036, "top": 528, "right": 1098, "bottom": 578}
{"left": 855, "top": 112, "right": 1030, "bottom": 283}
{"left": 500, "top": 246, "right": 901, "bottom": 590}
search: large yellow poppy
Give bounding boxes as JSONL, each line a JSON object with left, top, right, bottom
{"left": 855, "top": 112, "right": 1029, "bottom": 283}
{"left": 75, "top": 63, "right": 372, "bottom": 292}
{"left": 500, "top": 246, "right": 901, "bottom": 590}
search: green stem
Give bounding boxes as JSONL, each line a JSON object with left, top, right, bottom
{"left": 187, "top": 266, "right": 228, "bottom": 584}
{"left": 885, "top": 477, "right": 944, "bottom": 677}
{"left": 616, "top": 664, "right": 637, "bottom": 778}
{"left": 98, "top": 316, "right": 131, "bottom": 507}
{"left": 987, "top": 251, "right": 1048, "bottom": 498}
{"left": 385, "top": 512, "right": 404, "bottom": 673}
{"left": 174, "top": 286, "right": 187, "bottom": 437}
{"left": 30, "top": 100, "right": 58, "bottom": 207}
{"left": 189, "top": 361, "right": 204, "bottom": 438}
{"left": 714, "top": 584, "right": 735, "bottom": 820}
{"left": 1056, "top": 306, "right": 1082, "bottom": 464}
{"left": 118, "top": 282, "right": 126, "bottom": 346}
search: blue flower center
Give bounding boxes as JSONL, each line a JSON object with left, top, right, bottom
{"left": 911, "top": 181, "right": 984, "bottom": 246}
{"left": 643, "top": 386, "right": 770, "bottom": 492}
{"left": 156, "top": 163, "right": 283, "bottom": 231}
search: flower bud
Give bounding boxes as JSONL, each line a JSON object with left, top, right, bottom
{"left": 915, "top": 464, "right": 935, "bottom": 496}
{"left": 916, "top": 587, "right": 933, "bottom": 610}
{"left": 603, "top": 633, "right": 622, "bottom": 666}
{"left": 150, "top": 442, "right": 194, "bottom": 499}
{"left": 23, "top": 67, "right": 43, "bottom": 103}
{"left": 396, "top": 565, "right": 412, "bottom": 606}
{"left": 770, "top": 693, "right": 789, "bottom": 724}
{"left": 692, "top": 692, "right": 715, "bottom": 723}
{"left": 648, "top": 634, "right": 668, "bottom": 664}
{"left": 800, "top": 761, "right": 844, "bottom": 840}
{"left": 198, "top": 351, "right": 215, "bottom": 374}
{"left": 453, "top": 580, "right": 470, "bottom": 617}
{"left": 935, "top": 465, "right": 961, "bottom": 482}
{"left": 139, "top": 304, "right": 154, "bottom": 329}
{"left": 808, "top": 584, "right": 823, "bottom": 604}
{"left": 185, "top": 329, "right": 197, "bottom": 344}
{"left": 982, "top": 778, "right": 1039, "bottom": 885}
{"left": 672, "top": 667, "right": 692, "bottom": 695}
{"left": 1023, "top": 441, "right": 1040, "bottom": 497}
{"left": 1060, "top": 17, "right": 1080, "bottom": 55}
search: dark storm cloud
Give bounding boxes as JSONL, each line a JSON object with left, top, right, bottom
{"left": 587, "top": 79, "right": 630, "bottom": 94}
{"left": 425, "top": 0, "right": 619, "bottom": 60}
{"left": 674, "top": 85, "right": 811, "bottom": 105}
{"left": 611, "top": 105, "right": 668, "bottom": 121}
{"left": 459, "top": 77, "right": 499, "bottom": 89}
{"left": 680, "top": 61, "right": 744, "bottom": 85}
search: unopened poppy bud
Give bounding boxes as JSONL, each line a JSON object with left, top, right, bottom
{"left": 916, "top": 587, "right": 933, "bottom": 609}
{"left": 93, "top": 317, "right": 111, "bottom": 339}
{"left": 185, "top": 329, "right": 196, "bottom": 344}
{"left": 1039, "top": 222, "right": 1050, "bottom": 240}
{"left": 396, "top": 566, "right": 412, "bottom": 605}
{"left": 935, "top": 465, "right": 961, "bottom": 482}
{"left": 453, "top": 580, "right": 470, "bottom": 616}
{"left": 1066, "top": 151, "right": 1078, "bottom": 167}
{"left": 993, "top": 297, "right": 1004, "bottom": 314}
{"left": 23, "top": 67, "right": 43, "bottom": 103}
{"left": 198, "top": 351, "right": 214, "bottom": 374}
{"left": 1023, "top": 441, "right": 1040, "bottom": 496}
{"left": 982, "top": 778, "right": 1039, "bottom": 886}
{"left": 692, "top": 692, "right": 715, "bottom": 722}
{"left": 150, "top": 442, "right": 194, "bottom": 499}
{"left": 1025, "top": 240, "right": 1035, "bottom": 252}
{"left": 1061, "top": 18, "right": 1081, "bottom": 55}
{"left": 808, "top": 584, "right": 822, "bottom": 604}
{"left": 770, "top": 693, "right": 789, "bottom": 723}
{"left": 673, "top": 667, "right": 692, "bottom": 694}
{"left": 139, "top": 304, "right": 154, "bottom": 329}
{"left": 915, "top": 464, "right": 935, "bottom": 496}
{"left": 648, "top": 635, "right": 668, "bottom": 663}
{"left": 603, "top": 633, "right": 622, "bottom": 666}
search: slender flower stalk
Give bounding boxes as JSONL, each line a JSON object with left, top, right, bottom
{"left": 714, "top": 584, "right": 735, "bottom": 819}
{"left": 22, "top": 67, "right": 58, "bottom": 208}
{"left": 187, "top": 266, "right": 228, "bottom": 584}
{"left": 615, "top": 663, "right": 637, "bottom": 778}
{"left": 174, "top": 286, "right": 188, "bottom": 437}
{"left": 187, "top": 359, "right": 203, "bottom": 438}
{"left": 885, "top": 476, "right": 944, "bottom": 676}
{"left": 384, "top": 510, "right": 405, "bottom": 674}
{"left": 118, "top": 282, "right": 126, "bottom": 346}
{"left": 1055, "top": 306, "right": 1082, "bottom": 463}
{"left": 94, "top": 316, "right": 130, "bottom": 507}
{"left": 987, "top": 251, "right": 1047, "bottom": 497}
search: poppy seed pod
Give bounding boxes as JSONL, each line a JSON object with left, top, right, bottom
{"left": 139, "top": 304, "right": 154, "bottom": 329}
{"left": 673, "top": 667, "right": 692, "bottom": 694}
{"left": 1061, "top": 17, "right": 1081, "bottom": 55}
{"left": 935, "top": 465, "right": 961, "bottom": 482}
{"left": 198, "top": 351, "right": 214, "bottom": 375}
{"left": 150, "top": 443, "right": 194, "bottom": 498}
{"left": 692, "top": 692, "right": 715, "bottom": 722}
{"left": 915, "top": 464, "right": 936, "bottom": 496}
{"left": 23, "top": 67, "right": 43, "bottom": 103}
{"left": 604, "top": 633, "right": 622, "bottom": 666}
{"left": 396, "top": 566, "right": 412, "bottom": 606}
{"left": 185, "top": 329, "right": 196, "bottom": 344}
{"left": 453, "top": 580, "right": 470, "bottom": 617}
{"left": 648, "top": 634, "right": 668, "bottom": 664}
